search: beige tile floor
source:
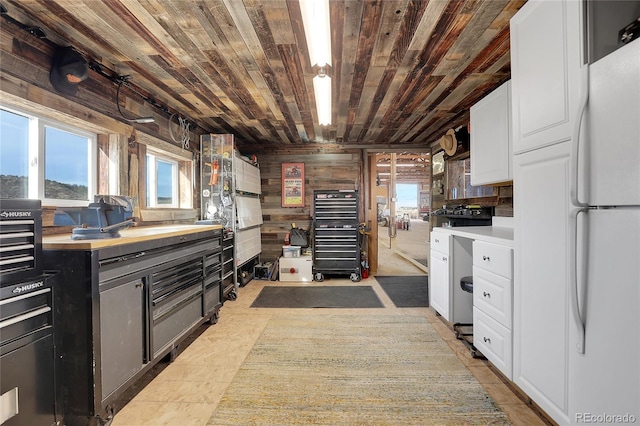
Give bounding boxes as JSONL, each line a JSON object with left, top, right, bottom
{"left": 110, "top": 242, "right": 552, "bottom": 426}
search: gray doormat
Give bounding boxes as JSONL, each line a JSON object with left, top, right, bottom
{"left": 375, "top": 275, "right": 429, "bottom": 307}
{"left": 250, "top": 286, "right": 384, "bottom": 308}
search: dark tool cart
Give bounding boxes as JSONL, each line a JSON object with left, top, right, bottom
{"left": 43, "top": 223, "right": 222, "bottom": 426}
{"left": 0, "top": 199, "right": 61, "bottom": 426}
{"left": 221, "top": 230, "right": 236, "bottom": 300}
{"left": 312, "top": 190, "right": 361, "bottom": 282}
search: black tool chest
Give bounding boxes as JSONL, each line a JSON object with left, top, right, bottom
{"left": 312, "top": 190, "right": 361, "bottom": 282}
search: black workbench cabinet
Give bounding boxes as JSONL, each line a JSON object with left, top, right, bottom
{"left": 44, "top": 227, "right": 222, "bottom": 426}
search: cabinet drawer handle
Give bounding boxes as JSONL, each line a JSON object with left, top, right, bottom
{"left": 434, "top": 238, "right": 439, "bottom": 243}
{"left": 483, "top": 255, "right": 490, "bottom": 261}
{"left": 483, "top": 337, "right": 491, "bottom": 344}
{"left": 483, "top": 291, "right": 491, "bottom": 298}
{"left": 442, "top": 257, "right": 447, "bottom": 262}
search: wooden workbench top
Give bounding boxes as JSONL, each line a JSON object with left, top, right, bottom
{"left": 43, "top": 224, "right": 222, "bottom": 250}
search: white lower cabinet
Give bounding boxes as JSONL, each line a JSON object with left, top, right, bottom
{"left": 473, "top": 307, "right": 512, "bottom": 377}
{"left": 513, "top": 141, "right": 572, "bottom": 424}
{"left": 472, "top": 240, "right": 513, "bottom": 379}
{"left": 429, "top": 231, "right": 473, "bottom": 323}
{"left": 429, "top": 246, "right": 451, "bottom": 320}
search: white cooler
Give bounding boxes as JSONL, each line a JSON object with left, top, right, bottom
{"left": 279, "top": 254, "right": 313, "bottom": 282}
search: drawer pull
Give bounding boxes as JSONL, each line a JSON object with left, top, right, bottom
{"left": 483, "top": 291, "right": 491, "bottom": 298}
{"left": 442, "top": 257, "right": 447, "bottom": 262}
{"left": 483, "top": 337, "right": 491, "bottom": 344}
{"left": 483, "top": 255, "right": 490, "bottom": 261}
{"left": 434, "top": 238, "right": 439, "bottom": 243}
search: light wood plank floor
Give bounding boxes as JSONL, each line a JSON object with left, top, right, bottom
{"left": 110, "top": 244, "right": 552, "bottom": 426}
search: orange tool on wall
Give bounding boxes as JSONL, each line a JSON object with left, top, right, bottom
{"left": 205, "top": 159, "right": 220, "bottom": 186}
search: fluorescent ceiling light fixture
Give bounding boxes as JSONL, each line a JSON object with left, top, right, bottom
{"left": 300, "top": 0, "right": 331, "bottom": 67}
{"left": 313, "top": 73, "right": 331, "bottom": 125}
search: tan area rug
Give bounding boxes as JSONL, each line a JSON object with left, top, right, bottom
{"left": 209, "top": 314, "right": 511, "bottom": 425}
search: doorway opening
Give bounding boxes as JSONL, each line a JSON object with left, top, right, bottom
{"left": 370, "top": 152, "right": 430, "bottom": 276}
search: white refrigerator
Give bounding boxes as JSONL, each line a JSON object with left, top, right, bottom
{"left": 569, "top": 29, "right": 640, "bottom": 421}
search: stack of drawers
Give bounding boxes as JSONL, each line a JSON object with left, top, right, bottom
{"left": 472, "top": 240, "right": 514, "bottom": 379}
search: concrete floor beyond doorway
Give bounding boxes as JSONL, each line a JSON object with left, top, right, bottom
{"left": 377, "top": 218, "right": 429, "bottom": 275}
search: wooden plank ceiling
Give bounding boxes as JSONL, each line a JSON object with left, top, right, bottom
{"left": 4, "top": 0, "right": 525, "bottom": 157}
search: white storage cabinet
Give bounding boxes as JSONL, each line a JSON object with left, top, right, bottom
{"left": 510, "top": 0, "right": 581, "bottom": 153}
{"left": 429, "top": 230, "right": 473, "bottom": 323}
{"left": 510, "top": 0, "right": 581, "bottom": 423}
{"left": 470, "top": 80, "right": 512, "bottom": 185}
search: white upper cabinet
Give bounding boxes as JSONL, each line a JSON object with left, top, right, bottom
{"left": 510, "top": 0, "right": 582, "bottom": 154}
{"left": 470, "top": 80, "right": 512, "bottom": 185}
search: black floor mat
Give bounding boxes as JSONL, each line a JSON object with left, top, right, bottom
{"left": 251, "top": 286, "right": 384, "bottom": 308}
{"left": 375, "top": 276, "right": 429, "bottom": 307}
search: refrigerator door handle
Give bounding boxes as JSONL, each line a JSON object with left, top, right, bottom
{"left": 570, "top": 65, "right": 590, "bottom": 208}
{"left": 570, "top": 206, "right": 588, "bottom": 355}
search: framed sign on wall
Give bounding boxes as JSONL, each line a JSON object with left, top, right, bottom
{"left": 282, "top": 163, "right": 305, "bottom": 207}
{"left": 432, "top": 151, "right": 445, "bottom": 175}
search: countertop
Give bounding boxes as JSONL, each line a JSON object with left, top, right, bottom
{"left": 431, "top": 225, "right": 514, "bottom": 247}
{"left": 43, "top": 224, "right": 222, "bottom": 250}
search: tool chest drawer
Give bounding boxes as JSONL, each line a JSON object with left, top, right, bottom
{"left": 314, "top": 228, "right": 359, "bottom": 266}
{"left": 314, "top": 227, "right": 358, "bottom": 249}
{"left": 313, "top": 192, "right": 358, "bottom": 222}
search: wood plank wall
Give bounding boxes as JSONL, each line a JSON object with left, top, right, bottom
{"left": 1, "top": 22, "right": 201, "bottom": 229}
{"left": 254, "top": 150, "right": 362, "bottom": 262}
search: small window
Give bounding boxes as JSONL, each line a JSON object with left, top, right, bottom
{"left": 146, "top": 152, "right": 178, "bottom": 208}
{"left": 0, "top": 107, "right": 96, "bottom": 205}
{"left": 0, "top": 109, "right": 30, "bottom": 198}
{"left": 44, "top": 126, "right": 91, "bottom": 201}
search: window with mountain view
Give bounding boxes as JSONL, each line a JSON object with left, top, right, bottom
{"left": 44, "top": 126, "right": 91, "bottom": 200}
{"left": 1, "top": 107, "right": 96, "bottom": 205}
{"left": 0, "top": 109, "right": 29, "bottom": 198}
